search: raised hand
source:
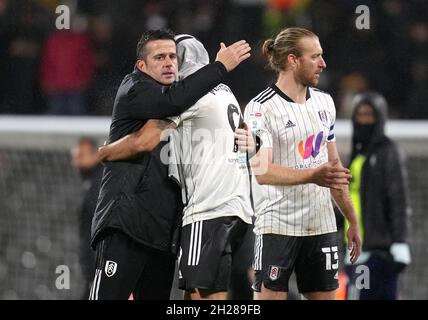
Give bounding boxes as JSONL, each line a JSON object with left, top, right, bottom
{"left": 215, "top": 40, "right": 251, "bottom": 71}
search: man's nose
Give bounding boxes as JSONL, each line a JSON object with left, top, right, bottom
{"left": 320, "top": 57, "right": 327, "bottom": 69}
{"left": 164, "top": 56, "right": 174, "bottom": 67}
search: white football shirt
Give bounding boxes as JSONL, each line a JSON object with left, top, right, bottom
{"left": 245, "top": 84, "right": 337, "bottom": 236}
{"left": 169, "top": 83, "right": 253, "bottom": 226}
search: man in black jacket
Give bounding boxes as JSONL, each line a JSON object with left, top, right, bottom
{"left": 89, "top": 29, "right": 250, "bottom": 300}
{"left": 344, "top": 91, "right": 412, "bottom": 300}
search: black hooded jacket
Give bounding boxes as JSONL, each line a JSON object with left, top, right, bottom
{"left": 91, "top": 62, "right": 227, "bottom": 255}
{"left": 350, "top": 92, "right": 411, "bottom": 251}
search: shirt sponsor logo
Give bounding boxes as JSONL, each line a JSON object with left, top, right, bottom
{"left": 298, "top": 132, "right": 324, "bottom": 159}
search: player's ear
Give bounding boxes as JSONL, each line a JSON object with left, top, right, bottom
{"left": 287, "top": 53, "right": 298, "bottom": 68}
{"left": 136, "top": 59, "right": 146, "bottom": 72}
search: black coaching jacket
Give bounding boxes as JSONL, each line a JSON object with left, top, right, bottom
{"left": 91, "top": 62, "right": 227, "bottom": 255}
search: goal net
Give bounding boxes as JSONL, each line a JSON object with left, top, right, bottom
{"left": 0, "top": 116, "right": 426, "bottom": 299}
{"left": 0, "top": 116, "right": 109, "bottom": 299}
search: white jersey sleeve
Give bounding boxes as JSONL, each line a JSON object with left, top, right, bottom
{"left": 326, "top": 94, "right": 336, "bottom": 143}
{"left": 169, "top": 84, "right": 253, "bottom": 226}
{"left": 167, "top": 98, "right": 205, "bottom": 127}
{"left": 244, "top": 101, "right": 273, "bottom": 149}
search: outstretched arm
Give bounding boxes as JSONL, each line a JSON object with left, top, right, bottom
{"left": 249, "top": 147, "right": 352, "bottom": 189}
{"left": 125, "top": 40, "right": 251, "bottom": 120}
{"left": 99, "top": 119, "right": 176, "bottom": 161}
{"left": 327, "top": 142, "right": 362, "bottom": 264}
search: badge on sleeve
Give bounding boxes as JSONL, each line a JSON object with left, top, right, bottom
{"left": 249, "top": 112, "right": 263, "bottom": 130}
{"left": 318, "top": 110, "right": 330, "bottom": 129}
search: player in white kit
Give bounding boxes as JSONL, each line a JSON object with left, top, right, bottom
{"left": 169, "top": 34, "right": 253, "bottom": 300}
{"left": 245, "top": 27, "right": 362, "bottom": 300}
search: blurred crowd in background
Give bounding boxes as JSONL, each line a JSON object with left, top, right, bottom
{"left": 0, "top": 0, "right": 427, "bottom": 118}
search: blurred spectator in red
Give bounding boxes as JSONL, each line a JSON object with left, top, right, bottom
{"left": 39, "top": 14, "right": 95, "bottom": 115}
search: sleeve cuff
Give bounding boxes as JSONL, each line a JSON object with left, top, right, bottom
{"left": 213, "top": 61, "right": 228, "bottom": 76}
{"left": 167, "top": 116, "right": 180, "bottom": 127}
{"left": 390, "top": 242, "right": 411, "bottom": 265}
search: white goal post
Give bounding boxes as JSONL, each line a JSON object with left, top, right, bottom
{"left": 1, "top": 116, "right": 427, "bottom": 153}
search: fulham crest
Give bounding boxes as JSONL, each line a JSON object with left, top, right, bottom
{"left": 269, "top": 265, "right": 280, "bottom": 281}
{"left": 105, "top": 260, "right": 118, "bottom": 277}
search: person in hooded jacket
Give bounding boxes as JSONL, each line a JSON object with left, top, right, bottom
{"left": 344, "top": 91, "right": 412, "bottom": 300}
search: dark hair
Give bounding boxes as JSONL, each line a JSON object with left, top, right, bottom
{"left": 136, "top": 29, "right": 175, "bottom": 60}
{"left": 263, "top": 27, "right": 318, "bottom": 73}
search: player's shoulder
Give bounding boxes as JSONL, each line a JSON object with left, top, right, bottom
{"left": 203, "top": 83, "right": 238, "bottom": 106}
{"left": 121, "top": 70, "right": 159, "bottom": 97}
{"left": 252, "top": 86, "right": 277, "bottom": 104}
{"left": 209, "top": 83, "right": 235, "bottom": 96}
{"left": 310, "top": 87, "right": 335, "bottom": 107}
{"left": 246, "top": 86, "right": 276, "bottom": 110}
{"left": 309, "top": 87, "right": 333, "bottom": 100}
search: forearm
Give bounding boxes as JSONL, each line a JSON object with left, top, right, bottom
{"left": 166, "top": 62, "right": 226, "bottom": 111}
{"left": 250, "top": 150, "right": 315, "bottom": 186}
{"left": 327, "top": 141, "right": 357, "bottom": 224}
{"left": 334, "top": 184, "right": 362, "bottom": 263}
{"left": 264, "top": 164, "right": 317, "bottom": 185}
{"left": 331, "top": 187, "right": 358, "bottom": 226}
{"left": 99, "top": 119, "right": 175, "bottom": 161}
{"left": 99, "top": 134, "right": 140, "bottom": 161}
{"left": 129, "top": 62, "right": 226, "bottom": 119}
{"left": 251, "top": 145, "right": 352, "bottom": 188}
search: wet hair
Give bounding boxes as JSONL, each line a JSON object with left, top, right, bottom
{"left": 136, "top": 29, "right": 175, "bottom": 60}
{"left": 262, "top": 27, "right": 318, "bottom": 73}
